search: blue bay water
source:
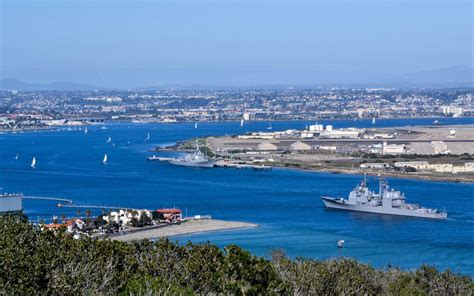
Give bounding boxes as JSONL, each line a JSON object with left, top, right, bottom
{"left": 0, "top": 118, "right": 473, "bottom": 276}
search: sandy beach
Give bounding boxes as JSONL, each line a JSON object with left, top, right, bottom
{"left": 111, "top": 219, "right": 258, "bottom": 242}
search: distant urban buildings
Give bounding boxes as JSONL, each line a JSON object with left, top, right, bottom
{"left": 0, "top": 87, "right": 472, "bottom": 130}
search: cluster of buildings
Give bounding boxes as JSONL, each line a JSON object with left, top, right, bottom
{"left": 394, "top": 161, "right": 474, "bottom": 174}
{"left": 360, "top": 161, "right": 474, "bottom": 174}
{"left": 39, "top": 208, "right": 184, "bottom": 237}
{"left": 0, "top": 88, "right": 472, "bottom": 127}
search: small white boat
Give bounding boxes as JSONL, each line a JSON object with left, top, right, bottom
{"left": 267, "top": 122, "right": 272, "bottom": 130}
{"left": 337, "top": 240, "right": 345, "bottom": 248}
{"left": 240, "top": 119, "right": 244, "bottom": 127}
{"left": 14, "top": 154, "right": 19, "bottom": 160}
{"left": 102, "top": 154, "right": 108, "bottom": 165}
{"left": 372, "top": 118, "right": 376, "bottom": 124}
{"left": 194, "top": 122, "right": 198, "bottom": 129}
{"left": 101, "top": 126, "right": 107, "bottom": 130}
{"left": 31, "top": 157, "right": 36, "bottom": 169}
{"left": 145, "top": 133, "right": 150, "bottom": 142}
{"left": 107, "top": 136, "right": 112, "bottom": 143}
{"left": 84, "top": 128, "right": 88, "bottom": 135}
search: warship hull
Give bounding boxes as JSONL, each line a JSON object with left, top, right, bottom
{"left": 168, "top": 160, "right": 215, "bottom": 168}
{"left": 321, "top": 196, "right": 447, "bottom": 219}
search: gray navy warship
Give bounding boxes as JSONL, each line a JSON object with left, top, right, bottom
{"left": 168, "top": 144, "right": 215, "bottom": 168}
{"left": 321, "top": 177, "right": 447, "bottom": 219}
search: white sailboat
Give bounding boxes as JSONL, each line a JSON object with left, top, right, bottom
{"left": 145, "top": 133, "right": 150, "bottom": 142}
{"left": 372, "top": 118, "right": 376, "bottom": 124}
{"left": 267, "top": 122, "right": 272, "bottom": 130}
{"left": 102, "top": 154, "right": 108, "bottom": 165}
{"left": 84, "top": 128, "right": 88, "bottom": 135}
{"left": 31, "top": 157, "right": 36, "bottom": 169}
{"left": 14, "top": 154, "right": 19, "bottom": 160}
{"left": 240, "top": 119, "right": 244, "bottom": 127}
{"left": 107, "top": 136, "right": 112, "bottom": 143}
{"left": 194, "top": 122, "right": 198, "bottom": 129}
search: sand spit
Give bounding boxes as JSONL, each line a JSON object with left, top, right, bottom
{"left": 111, "top": 219, "right": 257, "bottom": 242}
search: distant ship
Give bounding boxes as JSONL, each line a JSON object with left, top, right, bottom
{"left": 321, "top": 177, "right": 447, "bottom": 219}
{"left": 168, "top": 144, "right": 215, "bottom": 168}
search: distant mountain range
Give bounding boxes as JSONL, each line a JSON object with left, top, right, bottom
{"left": 1, "top": 65, "right": 472, "bottom": 90}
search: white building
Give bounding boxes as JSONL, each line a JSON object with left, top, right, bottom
{"left": 360, "top": 163, "right": 390, "bottom": 169}
{"left": 382, "top": 142, "right": 405, "bottom": 155}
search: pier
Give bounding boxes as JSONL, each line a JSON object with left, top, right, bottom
{"left": 24, "top": 196, "right": 139, "bottom": 211}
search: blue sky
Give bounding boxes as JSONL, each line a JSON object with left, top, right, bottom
{"left": 1, "top": 0, "right": 472, "bottom": 86}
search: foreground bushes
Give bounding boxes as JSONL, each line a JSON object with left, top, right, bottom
{"left": 0, "top": 216, "right": 472, "bottom": 295}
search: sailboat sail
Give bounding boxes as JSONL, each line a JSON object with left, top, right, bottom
{"left": 31, "top": 157, "right": 36, "bottom": 168}
{"left": 240, "top": 119, "right": 244, "bottom": 127}
{"left": 103, "top": 154, "right": 108, "bottom": 164}
{"left": 194, "top": 122, "right": 198, "bottom": 129}
{"left": 107, "top": 136, "right": 112, "bottom": 143}
{"left": 372, "top": 118, "right": 376, "bottom": 124}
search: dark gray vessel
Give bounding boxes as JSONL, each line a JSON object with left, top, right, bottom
{"left": 321, "top": 177, "right": 447, "bottom": 219}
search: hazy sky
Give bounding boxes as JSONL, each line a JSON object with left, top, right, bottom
{"left": 1, "top": 0, "right": 472, "bottom": 87}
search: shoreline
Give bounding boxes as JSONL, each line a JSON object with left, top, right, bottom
{"left": 110, "top": 219, "right": 258, "bottom": 242}
{"left": 275, "top": 164, "right": 474, "bottom": 184}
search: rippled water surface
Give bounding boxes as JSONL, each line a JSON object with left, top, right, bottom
{"left": 1, "top": 118, "right": 473, "bottom": 275}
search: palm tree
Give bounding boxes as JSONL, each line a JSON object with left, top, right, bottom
{"left": 85, "top": 209, "right": 92, "bottom": 225}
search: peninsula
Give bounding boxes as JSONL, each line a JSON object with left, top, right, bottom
{"left": 111, "top": 219, "right": 258, "bottom": 242}
{"left": 159, "top": 124, "right": 474, "bottom": 183}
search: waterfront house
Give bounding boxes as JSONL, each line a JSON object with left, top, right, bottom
{"left": 156, "top": 208, "right": 182, "bottom": 222}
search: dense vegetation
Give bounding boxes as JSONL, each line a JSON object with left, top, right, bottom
{"left": 0, "top": 216, "right": 472, "bottom": 295}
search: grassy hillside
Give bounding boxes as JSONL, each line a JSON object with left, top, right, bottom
{"left": 0, "top": 216, "right": 472, "bottom": 295}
